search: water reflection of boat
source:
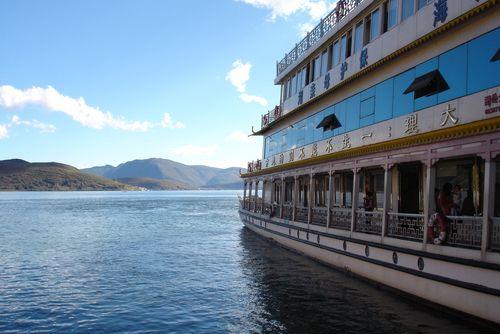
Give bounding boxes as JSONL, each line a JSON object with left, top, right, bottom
{"left": 239, "top": 0, "right": 500, "bottom": 325}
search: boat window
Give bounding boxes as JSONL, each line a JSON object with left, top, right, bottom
{"left": 401, "top": 0, "right": 414, "bottom": 22}
{"left": 387, "top": 0, "right": 398, "bottom": 29}
{"left": 374, "top": 78, "right": 393, "bottom": 123}
{"left": 346, "top": 29, "right": 353, "bottom": 59}
{"left": 435, "top": 157, "right": 484, "bottom": 216}
{"left": 315, "top": 175, "right": 329, "bottom": 207}
{"left": 313, "top": 56, "right": 321, "bottom": 80}
{"left": 320, "top": 49, "right": 328, "bottom": 76}
{"left": 393, "top": 69, "right": 415, "bottom": 117}
{"left": 438, "top": 44, "right": 467, "bottom": 104}
{"left": 382, "top": 1, "right": 389, "bottom": 33}
{"left": 360, "top": 97, "right": 375, "bottom": 127}
{"left": 467, "top": 28, "right": 500, "bottom": 94}
{"left": 364, "top": 15, "right": 371, "bottom": 46}
{"left": 333, "top": 40, "right": 340, "bottom": 65}
{"left": 340, "top": 35, "right": 347, "bottom": 62}
{"left": 345, "top": 94, "right": 360, "bottom": 132}
{"left": 417, "top": 0, "right": 430, "bottom": 10}
{"left": 370, "top": 8, "right": 380, "bottom": 41}
{"left": 495, "top": 160, "right": 500, "bottom": 217}
{"left": 398, "top": 163, "right": 423, "bottom": 214}
{"left": 354, "top": 22, "right": 364, "bottom": 54}
{"left": 412, "top": 58, "right": 441, "bottom": 109}
{"left": 284, "top": 180, "right": 293, "bottom": 203}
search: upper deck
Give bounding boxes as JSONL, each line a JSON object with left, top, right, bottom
{"left": 259, "top": 0, "right": 493, "bottom": 136}
{"left": 245, "top": 0, "right": 499, "bottom": 175}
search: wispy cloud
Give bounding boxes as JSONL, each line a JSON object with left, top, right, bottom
{"left": 238, "top": 0, "right": 337, "bottom": 36}
{"left": 11, "top": 115, "right": 56, "bottom": 133}
{"left": 161, "top": 112, "right": 185, "bottom": 129}
{"left": 0, "top": 124, "right": 8, "bottom": 139}
{"left": 0, "top": 85, "right": 186, "bottom": 133}
{"left": 238, "top": 0, "right": 335, "bottom": 21}
{"left": 226, "top": 130, "right": 257, "bottom": 144}
{"left": 171, "top": 144, "right": 218, "bottom": 157}
{"left": 239, "top": 93, "right": 268, "bottom": 107}
{"left": 226, "top": 60, "right": 268, "bottom": 106}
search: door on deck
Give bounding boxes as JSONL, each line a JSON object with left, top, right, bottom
{"left": 399, "top": 163, "right": 422, "bottom": 214}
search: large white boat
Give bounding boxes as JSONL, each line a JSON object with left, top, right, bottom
{"left": 239, "top": 0, "right": 500, "bottom": 325}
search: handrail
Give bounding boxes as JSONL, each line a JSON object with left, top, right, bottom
{"left": 276, "top": 0, "right": 367, "bottom": 76}
{"left": 388, "top": 212, "right": 425, "bottom": 218}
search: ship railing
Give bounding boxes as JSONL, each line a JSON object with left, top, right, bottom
{"left": 311, "top": 207, "right": 328, "bottom": 227}
{"left": 330, "top": 207, "right": 352, "bottom": 230}
{"left": 355, "top": 209, "right": 383, "bottom": 235}
{"left": 445, "top": 215, "right": 483, "bottom": 249}
{"left": 491, "top": 217, "right": 500, "bottom": 252}
{"left": 283, "top": 204, "right": 294, "bottom": 220}
{"left": 272, "top": 203, "right": 281, "bottom": 218}
{"left": 387, "top": 212, "right": 424, "bottom": 242}
{"left": 255, "top": 198, "right": 263, "bottom": 213}
{"left": 295, "top": 206, "right": 309, "bottom": 223}
{"left": 277, "top": 0, "right": 366, "bottom": 76}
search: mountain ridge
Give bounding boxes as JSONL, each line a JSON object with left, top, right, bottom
{"left": 82, "top": 158, "right": 243, "bottom": 189}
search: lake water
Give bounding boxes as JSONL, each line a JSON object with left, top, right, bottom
{"left": 0, "top": 191, "right": 485, "bottom": 333}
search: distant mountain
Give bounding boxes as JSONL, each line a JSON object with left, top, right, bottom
{"left": 83, "top": 158, "right": 244, "bottom": 190}
{"left": 0, "top": 159, "right": 138, "bottom": 191}
{"left": 115, "top": 177, "right": 194, "bottom": 190}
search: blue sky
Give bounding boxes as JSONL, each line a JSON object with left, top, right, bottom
{"left": 0, "top": 0, "right": 337, "bottom": 168}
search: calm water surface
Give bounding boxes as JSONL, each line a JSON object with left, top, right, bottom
{"left": 0, "top": 191, "right": 485, "bottom": 333}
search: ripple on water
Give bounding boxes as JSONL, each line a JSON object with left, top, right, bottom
{"left": 0, "top": 191, "right": 488, "bottom": 333}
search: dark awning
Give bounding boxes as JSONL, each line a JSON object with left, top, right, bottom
{"left": 491, "top": 49, "right": 500, "bottom": 62}
{"left": 316, "top": 113, "right": 341, "bottom": 131}
{"left": 403, "top": 70, "right": 449, "bottom": 99}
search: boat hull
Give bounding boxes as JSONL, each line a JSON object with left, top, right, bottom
{"left": 239, "top": 209, "right": 500, "bottom": 325}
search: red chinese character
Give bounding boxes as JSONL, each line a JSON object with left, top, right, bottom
{"left": 492, "top": 93, "right": 498, "bottom": 104}
{"left": 485, "top": 95, "right": 492, "bottom": 107}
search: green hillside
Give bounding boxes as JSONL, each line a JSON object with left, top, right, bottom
{"left": 0, "top": 159, "right": 138, "bottom": 191}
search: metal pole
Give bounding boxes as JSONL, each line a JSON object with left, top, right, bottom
{"left": 351, "top": 169, "right": 360, "bottom": 235}
{"left": 327, "top": 171, "right": 333, "bottom": 230}
{"left": 481, "top": 158, "right": 495, "bottom": 259}
{"left": 381, "top": 165, "right": 392, "bottom": 243}
{"left": 423, "top": 162, "right": 436, "bottom": 249}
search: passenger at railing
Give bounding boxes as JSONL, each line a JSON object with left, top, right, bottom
{"left": 461, "top": 189, "right": 475, "bottom": 216}
{"left": 363, "top": 187, "right": 375, "bottom": 224}
{"left": 429, "top": 183, "right": 453, "bottom": 245}
{"left": 438, "top": 183, "right": 453, "bottom": 216}
{"left": 452, "top": 184, "right": 462, "bottom": 216}
{"left": 363, "top": 188, "right": 375, "bottom": 212}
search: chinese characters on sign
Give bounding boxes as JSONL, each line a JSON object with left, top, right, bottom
{"left": 485, "top": 93, "right": 500, "bottom": 114}
{"left": 341, "top": 134, "right": 351, "bottom": 150}
{"left": 311, "top": 143, "right": 318, "bottom": 157}
{"left": 279, "top": 153, "right": 284, "bottom": 164}
{"left": 299, "top": 148, "right": 305, "bottom": 160}
{"left": 289, "top": 150, "right": 294, "bottom": 162}
{"left": 360, "top": 49, "right": 368, "bottom": 69}
{"left": 440, "top": 104, "right": 459, "bottom": 126}
{"left": 298, "top": 91, "right": 304, "bottom": 105}
{"left": 404, "top": 114, "right": 419, "bottom": 134}
{"left": 324, "top": 73, "right": 331, "bottom": 90}
{"left": 433, "top": 0, "right": 448, "bottom": 27}
{"left": 325, "top": 139, "right": 333, "bottom": 153}
{"left": 340, "top": 62, "right": 348, "bottom": 80}
{"left": 310, "top": 83, "right": 316, "bottom": 99}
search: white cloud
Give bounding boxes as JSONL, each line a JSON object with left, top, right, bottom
{"left": 226, "top": 130, "right": 257, "bottom": 144}
{"left": 0, "top": 124, "right": 8, "bottom": 139}
{"left": 171, "top": 144, "right": 218, "bottom": 158}
{"left": 161, "top": 113, "right": 185, "bottom": 129}
{"left": 238, "top": 0, "right": 336, "bottom": 21}
{"left": 0, "top": 85, "right": 154, "bottom": 132}
{"left": 239, "top": 93, "right": 268, "bottom": 106}
{"left": 299, "top": 22, "right": 315, "bottom": 36}
{"left": 226, "top": 60, "right": 268, "bottom": 106}
{"left": 226, "top": 60, "right": 251, "bottom": 93}
{"left": 11, "top": 115, "right": 56, "bottom": 133}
